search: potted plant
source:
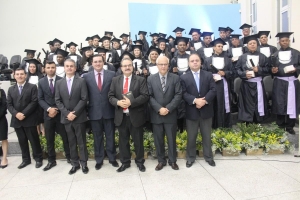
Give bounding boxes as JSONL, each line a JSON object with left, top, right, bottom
{"left": 212, "top": 129, "right": 243, "bottom": 156}
{"left": 39, "top": 135, "right": 48, "bottom": 159}
{"left": 242, "top": 132, "right": 264, "bottom": 155}
{"left": 143, "top": 131, "right": 152, "bottom": 159}
{"left": 86, "top": 134, "right": 95, "bottom": 159}
{"left": 176, "top": 131, "right": 187, "bottom": 158}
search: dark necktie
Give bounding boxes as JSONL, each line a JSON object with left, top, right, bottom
{"left": 161, "top": 76, "right": 165, "bottom": 92}
{"left": 49, "top": 79, "right": 54, "bottom": 94}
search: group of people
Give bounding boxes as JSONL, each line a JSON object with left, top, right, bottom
{"left": 0, "top": 23, "right": 299, "bottom": 174}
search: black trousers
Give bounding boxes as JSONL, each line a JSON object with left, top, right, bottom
{"left": 117, "top": 114, "right": 144, "bottom": 165}
{"left": 64, "top": 122, "right": 88, "bottom": 167}
{"left": 186, "top": 117, "right": 213, "bottom": 162}
{"left": 276, "top": 115, "right": 295, "bottom": 130}
{"left": 90, "top": 118, "right": 116, "bottom": 164}
{"left": 152, "top": 123, "right": 177, "bottom": 164}
{"left": 44, "top": 116, "right": 70, "bottom": 162}
{"left": 15, "top": 126, "right": 43, "bottom": 163}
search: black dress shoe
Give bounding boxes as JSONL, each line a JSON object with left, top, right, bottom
{"left": 43, "top": 161, "right": 57, "bottom": 171}
{"left": 286, "top": 128, "right": 295, "bottom": 135}
{"left": 36, "top": 161, "right": 43, "bottom": 168}
{"left": 137, "top": 164, "right": 146, "bottom": 172}
{"left": 95, "top": 162, "right": 103, "bottom": 170}
{"left": 82, "top": 166, "right": 89, "bottom": 174}
{"left": 69, "top": 166, "right": 80, "bottom": 175}
{"left": 169, "top": 163, "right": 179, "bottom": 170}
{"left": 0, "top": 164, "right": 8, "bottom": 169}
{"left": 155, "top": 162, "right": 166, "bottom": 171}
{"left": 18, "top": 162, "right": 31, "bottom": 169}
{"left": 67, "top": 159, "right": 71, "bottom": 164}
{"left": 186, "top": 161, "right": 194, "bottom": 168}
{"left": 116, "top": 164, "right": 130, "bottom": 172}
{"left": 109, "top": 160, "right": 119, "bottom": 167}
{"left": 206, "top": 160, "right": 216, "bottom": 167}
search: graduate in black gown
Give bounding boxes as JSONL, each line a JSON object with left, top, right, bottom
{"left": 85, "top": 36, "right": 93, "bottom": 47}
{"left": 218, "top": 27, "right": 231, "bottom": 57}
{"left": 120, "top": 33, "right": 131, "bottom": 52}
{"left": 189, "top": 28, "right": 203, "bottom": 52}
{"left": 20, "top": 49, "right": 36, "bottom": 72}
{"left": 79, "top": 46, "right": 93, "bottom": 74}
{"left": 235, "top": 35, "right": 270, "bottom": 123}
{"left": 257, "top": 31, "right": 278, "bottom": 59}
{"left": 157, "top": 38, "right": 172, "bottom": 60}
{"left": 150, "top": 33, "right": 159, "bottom": 48}
{"left": 169, "top": 37, "right": 190, "bottom": 76}
{"left": 100, "top": 36, "right": 120, "bottom": 70}
{"left": 25, "top": 59, "right": 45, "bottom": 135}
{"left": 91, "top": 35, "right": 101, "bottom": 52}
{"left": 138, "top": 31, "right": 150, "bottom": 54}
{"left": 54, "top": 48, "right": 69, "bottom": 77}
{"left": 48, "top": 38, "right": 63, "bottom": 64}
{"left": 146, "top": 46, "right": 161, "bottom": 76}
{"left": 271, "top": 32, "right": 300, "bottom": 134}
{"left": 239, "top": 23, "right": 252, "bottom": 47}
{"left": 196, "top": 32, "right": 214, "bottom": 63}
{"left": 131, "top": 45, "right": 147, "bottom": 77}
{"left": 203, "top": 38, "right": 232, "bottom": 128}
{"left": 66, "top": 42, "right": 82, "bottom": 70}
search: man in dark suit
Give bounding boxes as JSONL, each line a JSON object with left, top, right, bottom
{"left": 82, "top": 55, "right": 119, "bottom": 170}
{"left": 7, "top": 68, "right": 43, "bottom": 169}
{"left": 108, "top": 58, "right": 149, "bottom": 172}
{"left": 180, "top": 53, "right": 217, "bottom": 167}
{"left": 55, "top": 59, "right": 89, "bottom": 175}
{"left": 38, "top": 61, "right": 71, "bottom": 171}
{"left": 147, "top": 55, "right": 182, "bottom": 171}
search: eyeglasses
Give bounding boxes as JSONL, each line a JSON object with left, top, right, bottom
{"left": 157, "top": 64, "right": 168, "bottom": 67}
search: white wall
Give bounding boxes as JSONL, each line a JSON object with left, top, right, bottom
{"left": 0, "top": 0, "right": 232, "bottom": 61}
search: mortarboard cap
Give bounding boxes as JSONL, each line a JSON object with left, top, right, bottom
{"left": 201, "top": 32, "right": 214, "bottom": 38}
{"left": 157, "top": 38, "right": 168, "bottom": 44}
{"left": 67, "top": 42, "right": 78, "bottom": 48}
{"left": 133, "top": 40, "right": 144, "bottom": 45}
{"left": 189, "top": 28, "right": 201, "bottom": 35}
{"left": 25, "top": 58, "right": 41, "bottom": 66}
{"left": 138, "top": 31, "right": 147, "bottom": 35}
{"left": 85, "top": 37, "right": 92, "bottom": 41}
{"left": 120, "top": 51, "right": 135, "bottom": 61}
{"left": 55, "top": 48, "right": 69, "bottom": 57}
{"left": 174, "top": 37, "right": 189, "bottom": 45}
{"left": 150, "top": 33, "right": 159, "bottom": 37}
{"left": 47, "top": 41, "right": 53, "bottom": 45}
{"left": 257, "top": 31, "right": 270, "bottom": 38}
{"left": 275, "top": 32, "right": 294, "bottom": 39}
{"left": 218, "top": 27, "right": 228, "bottom": 32}
{"left": 120, "top": 33, "right": 129, "bottom": 38}
{"left": 94, "top": 47, "right": 109, "bottom": 54}
{"left": 80, "top": 46, "right": 93, "bottom": 56}
{"left": 146, "top": 46, "right": 162, "bottom": 56}
{"left": 167, "top": 35, "right": 175, "bottom": 40}
{"left": 131, "top": 45, "right": 143, "bottom": 51}
{"left": 226, "top": 27, "right": 234, "bottom": 32}
{"left": 104, "top": 31, "right": 113, "bottom": 36}
{"left": 111, "top": 38, "right": 121, "bottom": 43}
{"left": 100, "top": 36, "right": 111, "bottom": 42}
{"left": 230, "top": 34, "right": 242, "bottom": 39}
{"left": 210, "top": 38, "right": 226, "bottom": 46}
{"left": 91, "top": 35, "right": 101, "bottom": 40}
{"left": 243, "top": 34, "right": 259, "bottom": 44}
{"left": 52, "top": 38, "right": 63, "bottom": 45}
{"left": 173, "top": 27, "right": 185, "bottom": 33}
{"left": 24, "top": 49, "right": 36, "bottom": 54}
{"left": 239, "top": 23, "right": 252, "bottom": 29}
{"left": 159, "top": 33, "right": 167, "bottom": 38}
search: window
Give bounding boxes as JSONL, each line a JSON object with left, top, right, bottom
{"left": 281, "top": 0, "right": 289, "bottom": 31}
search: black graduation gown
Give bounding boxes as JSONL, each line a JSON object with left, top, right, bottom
{"left": 0, "top": 89, "right": 8, "bottom": 140}
{"left": 271, "top": 47, "right": 300, "bottom": 116}
{"left": 235, "top": 51, "right": 270, "bottom": 122}
{"left": 190, "top": 39, "right": 203, "bottom": 51}
{"left": 106, "top": 49, "right": 120, "bottom": 71}
{"left": 169, "top": 52, "right": 190, "bottom": 76}
{"left": 203, "top": 53, "right": 232, "bottom": 128}
{"left": 196, "top": 44, "right": 214, "bottom": 63}
{"left": 67, "top": 53, "right": 82, "bottom": 73}
{"left": 228, "top": 45, "right": 244, "bottom": 79}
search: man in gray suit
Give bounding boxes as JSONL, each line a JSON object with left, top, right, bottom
{"left": 55, "top": 59, "right": 89, "bottom": 175}
{"left": 147, "top": 56, "right": 182, "bottom": 171}
{"left": 82, "top": 55, "right": 119, "bottom": 170}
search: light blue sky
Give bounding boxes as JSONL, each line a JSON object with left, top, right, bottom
{"left": 128, "top": 3, "right": 241, "bottom": 42}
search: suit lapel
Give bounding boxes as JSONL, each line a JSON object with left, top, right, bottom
{"left": 199, "top": 70, "right": 204, "bottom": 95}
{"left": 43, "top": 77, "right": 53, "bottom": 97}
{"left": 119, "top": 75, "right": 124, "bottom": 95}
{"left": 188, "top": 71, "right": 200, "bottom": 94}
{"left": 156, "top": 74, "right": 163, "bottom": 93}
{"left": 129, "top": 75, "right": 136, "bottom": 92}
{"left": 18, "top": 82, "right": 29, "bottom": 100}
{"left": 164, "top": 73, "right": 171, "bottom": 93}
{"left": 70, "top": 76, "right": 77, "bottom": 98}
{"left": 89, "top": 71, "right": 99, "bottom": 92}
{"left": 101, "top": 70, "right": 108, "bottom": 92}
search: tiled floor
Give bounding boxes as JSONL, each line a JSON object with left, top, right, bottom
{"left": 0, "top": 153, "right": 299, "bottom": 200}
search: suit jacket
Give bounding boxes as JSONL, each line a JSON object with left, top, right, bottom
{"left": 55, "top": 75, "right": 88, "bottom": 124}
{"left": 38, "top": 76, "right": 62, "bottom": 120}
{"left": 7, "top": 82, "right": 38, "bottom": 128}
{"left": 0, "top": 89, "right": 7, "bottom": 118}
{"left": 83, "top": 70, "right": 115, "bottom": 120}
{"left": 108, "top": 74, "right": 149, "bottom": 127}
{"left": 180, "top": 70, "right": 216, "bottom": 120}
{"left": 147, "top": 73, "right": 182, "bottom": 124}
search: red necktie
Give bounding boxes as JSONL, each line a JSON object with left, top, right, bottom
{"left": 98, "top": 73, "right": 102, "bottom": 91}
{"left": 123, "top": 77, "right": 129, "bottom": 110}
